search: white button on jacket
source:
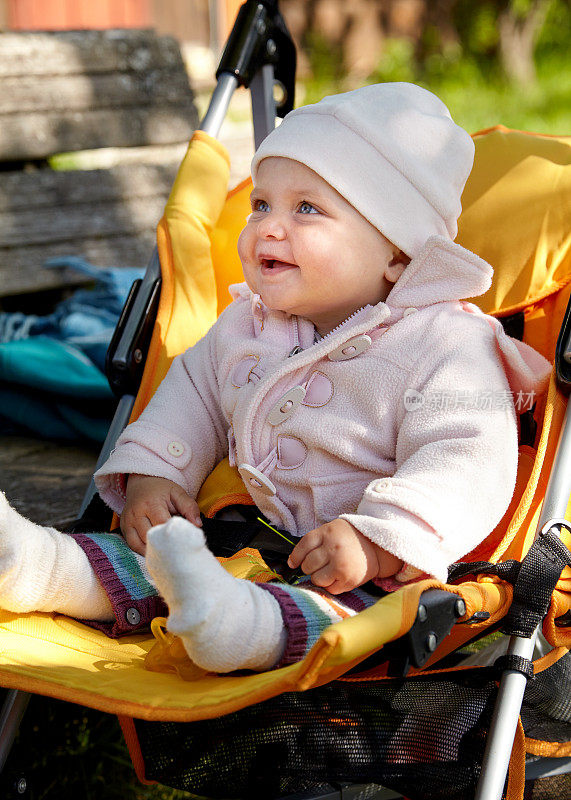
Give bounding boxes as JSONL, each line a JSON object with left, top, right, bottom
{"left": 267, "top": 385, "right": 307, "bottom": 426}
{"left": 328, "top": 334, "right": 372, "bottom": 361}
{"left": 238, "top": 463, "right": 277, "bottom": 496}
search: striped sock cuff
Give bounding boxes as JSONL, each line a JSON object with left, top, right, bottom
{"left": 261, "top": 579, "right": 378, "bottom": 667}
{"left": 70, "top": 531, "right": 167, "bottom": 637}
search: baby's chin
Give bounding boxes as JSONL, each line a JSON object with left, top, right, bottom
{"left": 241, "top": 278, "right": 305, "bottom": 317}
{"left": 259, "top": 295, "right": 289, "bottom": 313}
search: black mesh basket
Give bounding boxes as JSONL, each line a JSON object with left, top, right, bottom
{"left": 132, "top": 654, "right": 571, "bottom": 800}
{"left": 135, "top": 668, "right": 499, "bottom": 800}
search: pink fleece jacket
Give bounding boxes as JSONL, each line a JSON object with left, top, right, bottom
{"left": 95, "top": 236, "right": 551, "bottom": 582}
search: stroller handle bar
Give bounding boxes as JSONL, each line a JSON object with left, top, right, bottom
{"left": 80, "top": 2, "right": 293, "bottom": 516}
{"left": 476, "top": 384, "right": 571, "bottom": 800}
{"left": 477, "top": 291, "right": 571, "bottom": 799}
{"left": 199, "top": 73, "right": 240, "bottom": 139}
{"left": 216, "top": 0, "right": 296, "bottom": 119}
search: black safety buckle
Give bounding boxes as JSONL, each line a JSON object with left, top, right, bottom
{"left": 404, "top": 589, "right": 467, "bottom": 669}
{"left": 373, "top": 589, "right": 468, "bottom": 677}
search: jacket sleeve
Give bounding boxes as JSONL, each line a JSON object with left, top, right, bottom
{"left": 94, "top": 321, "right": 229, "bottom": 514}
{"left": 340, "top": 313, "right": 524, "bottom": 583}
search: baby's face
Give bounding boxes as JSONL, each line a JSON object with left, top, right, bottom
{"left": 238, "top": 157, "right": 402, "bottom": 335}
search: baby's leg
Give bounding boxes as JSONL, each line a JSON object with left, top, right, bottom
{"left": 146, "top": 517, "right": 378, "bottom": 673}
{"left": 0, "top": 492, "right": 114, "bottom": 620}
{"left": 146, "top": 517, "right": 287, "bottom": 672}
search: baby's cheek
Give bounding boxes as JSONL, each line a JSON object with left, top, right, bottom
{"left": 238, "top": 229, "right": 259, "bottom": 289}
{"left": 236, "top": 226, "right": 249, "bottom": 264}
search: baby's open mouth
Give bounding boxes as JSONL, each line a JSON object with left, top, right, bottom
{"left": 261, "top": 258, "right": 296, "bottom": 272}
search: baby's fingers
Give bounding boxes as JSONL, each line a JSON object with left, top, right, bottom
{"left": 122, "top": 518, "right": 151, "bottom": 556}
{"left": 121, "top": 504, "right": 171, "bottom": 554}
{"left": 313, "top": 574, "right": 348, "bottom": 595}
{"left": 287, "top": 529, "right": 323, "bottom": 568}
{"left": 309, "top": 565, "right": 337, "bottom": 590}
{"left": 299, "top": 548, "right": 330, "bottom": 578}
{"left": 170, "top": 486, "right": 202, "bottom": 527}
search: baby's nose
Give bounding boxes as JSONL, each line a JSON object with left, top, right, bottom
{"left": 258, "top": 213, "right": 287, "bottom": 240}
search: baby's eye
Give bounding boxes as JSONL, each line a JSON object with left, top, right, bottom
{"left": 252, "top": 199, "right": 270, "bottom": 213}
{"left": 298, "top": 201, "right": 318, "bottom": 215}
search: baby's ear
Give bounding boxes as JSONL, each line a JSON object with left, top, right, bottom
{"left": 384, "top": 251, "right": 411, "bottom": 284}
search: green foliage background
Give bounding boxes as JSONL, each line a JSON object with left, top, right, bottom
{"left": 303, "top": 0, "right": 571, "bottom": 134}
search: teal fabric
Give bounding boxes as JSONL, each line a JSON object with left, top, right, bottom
{"left": 0, "top": 259, "right": 143, "bottom": 442}
{"left": 0, "top": 338, "right": 113, "bottom": 398}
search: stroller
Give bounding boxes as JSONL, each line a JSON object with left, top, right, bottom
{"left": 0, "top": 2, "right": 570, "bottom": 798}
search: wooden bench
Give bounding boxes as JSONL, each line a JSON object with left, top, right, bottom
{"left": 0, "top": 29, "right": 198, "bottom": 297}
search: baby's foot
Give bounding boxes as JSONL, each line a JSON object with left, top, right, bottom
{"left": 146, "top": 516, "right": 286, "bottom": 672}
{"left": 0, "top": 491, "right": 59, "bottom": 611}
{"left": 0, "top": 492, "right": 112, "bottom": 619}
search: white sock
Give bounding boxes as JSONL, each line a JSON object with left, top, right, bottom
{"left": 0, "top": 492, "right": 113, "bottom": 620}
{"left": 146, "top": 516, "right": 287, "bottom": 673}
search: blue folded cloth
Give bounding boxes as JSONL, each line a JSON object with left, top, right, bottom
{"left": 0, "top": 257, "right": 144, "bottom": 442}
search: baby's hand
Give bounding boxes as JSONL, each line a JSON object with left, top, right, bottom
{"left": 287, "top": 519, "right": 403, "bottom": 594}
{"left": 121, "top": 474, "right": 202, "bottom": 555}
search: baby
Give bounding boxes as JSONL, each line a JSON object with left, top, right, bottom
{"left": 0, "top": 83, "right": 550, "bottom": 673}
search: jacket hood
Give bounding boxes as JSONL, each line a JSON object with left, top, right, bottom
{"left": 387, "top": 237, "right": 551, "bottom": 399}
{"left": 385, "top": 236, "right": 493, "bottom": 310}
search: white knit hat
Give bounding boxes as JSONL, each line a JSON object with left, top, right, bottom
{"left": 251, "top": 83, "right": 475, "bottom": 258}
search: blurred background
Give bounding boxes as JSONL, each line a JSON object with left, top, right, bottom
{"left": 1, "top": 0, "right": 569, "bottom": 134}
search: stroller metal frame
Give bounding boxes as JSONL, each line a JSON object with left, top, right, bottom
{"left": 1, "top": 2, "right": 570, "bottom": 798}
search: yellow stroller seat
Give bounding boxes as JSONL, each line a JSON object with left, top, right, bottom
{"left": 0, "top": 2, "right": 570, "bottom": 796}
{"left": 0, "top": 124, "right": 569, "bottom": 800}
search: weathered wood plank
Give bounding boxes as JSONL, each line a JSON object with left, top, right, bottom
{"left": 0, "top": 29, "right": 187, "bottom": 78}
{"left": 0, "top": 160, "right": 180, "bottom": 213}
{"left": 0, "top": 29, "right": 199, "bottom": 294}
{"left": 0, "top": 196, "right": 166, "bottom": 247}
{"left": 1, "top": 69, "right": 193, "bottom": 114}
{"left": 0, "top": 161, "right": 181, "bottom": 296}
{"left": 0, "top": 29, "right": 198, "bottom": 159}
{"left": 1, "top": 105, "right": 196, "bottom": 161}
{"left": 0, "top": 235, "right": 158, "bottom": 296}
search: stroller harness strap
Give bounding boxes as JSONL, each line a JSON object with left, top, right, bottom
{"left": 502, "top": 524, "right": 571, "bottom": 638}
{"left": 450, "top": 524, "right": 571, "bottom": 639}
{"left": 448, "top": 559, "right": 521, "bottom": 584}
{"left": 494, "top": 653, "right": 535, "bottom": 680}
